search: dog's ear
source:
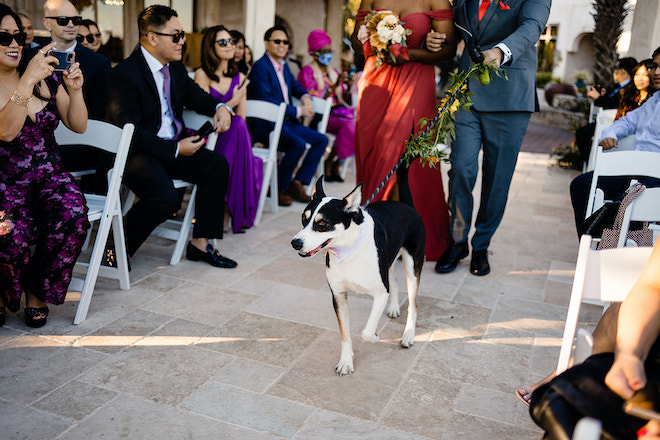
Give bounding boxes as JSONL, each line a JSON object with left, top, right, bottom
{"left": 344, "top": 183, "right": 363, "bottom": 213}
{"left": 312, "top": 175, "right": 326, "bottom": 199}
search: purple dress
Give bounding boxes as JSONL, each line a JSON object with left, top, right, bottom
{"left": 209, "top": 75, "right": 263, "bottom": 233}
{"left": 0, "top": 75, "right": 90, "bottom": 312}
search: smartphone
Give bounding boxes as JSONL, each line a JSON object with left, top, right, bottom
{"left": 48, "top": 50, "right": 74, "bottom": 72}
{"left": 195, "top": 121, "right": 215, "bottom": 140}
{"left": 624, "top": 383, "right": 660, "bottom": 421}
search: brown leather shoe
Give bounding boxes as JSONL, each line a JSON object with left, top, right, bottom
{"left": 278, "top": 191, "right": 293, "bottom": 206}
{"left": 286, "top": 180, "right": 312, "bottom": 203}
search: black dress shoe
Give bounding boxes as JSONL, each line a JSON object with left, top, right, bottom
{"left": 186, "top": 242, "right": 237, "bottom": 269}
{"left": 470, "top": 249, "right": 490, "bottom": 276}
{"left": 435, "top": 242, "right": 469, "bottom": 273}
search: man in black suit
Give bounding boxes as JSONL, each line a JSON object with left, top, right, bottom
{"left": 105, "top": 5, "right": 237, "bottom": 268}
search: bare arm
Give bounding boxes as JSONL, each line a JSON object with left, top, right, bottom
{"left": 194, "top": 68, "right": 211, "bottom": 93}
{"left": 350, "top": 0, "right": 375, "bottom": 56}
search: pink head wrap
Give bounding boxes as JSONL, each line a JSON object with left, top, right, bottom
{"left": 307, "top": 29, "right": 332, "bottom": 54}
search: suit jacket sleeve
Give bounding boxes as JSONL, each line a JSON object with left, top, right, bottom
{"left": 171, "top": 62, "right": 219, "bottom": 120}
{"left": 500, "top": 0, "right": 551, "bottom": 66}
{"left": 105, "top": 59, "right": 178, "bottom": 162}
{"left": 247, "top": 57, "right": 299, "bottom": 118}
{"left": 81, "top": 50, "right": 112, "bottom": 120}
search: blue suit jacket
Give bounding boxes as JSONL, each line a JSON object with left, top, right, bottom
{"left": 454, "top": 0, "right": 551, "bottom": 112}
{"left": 247, "top": 54, "right": 308, "bottom": 120}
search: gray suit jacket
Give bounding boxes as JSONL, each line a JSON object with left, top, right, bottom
{"left": 454, "top": 0, "right": 551, "bottom": 112}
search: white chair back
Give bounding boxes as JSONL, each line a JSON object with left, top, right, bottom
{"left": 584, "top": 108, "right": 617, "bottom": 172}
{"left": 557, "top": 235, "right": 653, "bottom": 373}
{"left": 246, "top": 100, "right": 287, "bottom": 225}
{"left": 55, "top": 120, "right": 134, "bottom": 324}
{"left": 618, "top": 186, "right": 660, "bottom": 247}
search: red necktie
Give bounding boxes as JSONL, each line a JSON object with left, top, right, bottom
{"left": 478, "top": 0, "right": 489, "bottom": 21}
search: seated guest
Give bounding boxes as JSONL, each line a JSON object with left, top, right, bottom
{"left": 570, "top": 47, "right": 660, "bottom": 231}
{"left": 298, "top": 29, "right": 355, "bottom": 183}
{"left": 247, "top": 25, "right": 328, "bottom": 206}
{"left": 195, "top": 25, "right": 263, "bottom": 233}
{"left": 229, "top": 29, "right": 249, "bottom": 75}
{"left": 0, "top": 5, "right": 90, "bottom": 328}
{"left": 77, "top": 18, "right": 101, "bottom": 52}
{"left": 17, "top": 12, "right": 39, "bottom": 48}
{"left": 615, "top": 59, "right": 657, "bottom": 120}
{"left": 105, "top": 5, "right": 237, "bottom": 268}
{"left": 531, "top": 239, "right": 660, "bottom": 439}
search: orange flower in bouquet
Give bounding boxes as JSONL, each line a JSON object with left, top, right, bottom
{"left": 357, "top": 10, "right": 412, "bottom": 69}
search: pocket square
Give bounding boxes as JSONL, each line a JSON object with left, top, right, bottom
{"left": 499, "top": 1, "right": 511, "bottom": 9}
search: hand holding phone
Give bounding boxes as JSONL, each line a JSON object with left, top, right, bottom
{"left": 48, "top": 50, "right": 74, "bottom": 72}
{"left": 195, "top": 121, "right": 215, "bottom": 141}
{"left": 624, "top": 383, "right": 660, "bottom": 421}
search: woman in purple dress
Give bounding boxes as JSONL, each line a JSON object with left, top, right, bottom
{"left": 0, "top": 4, "right": 90, "bottom": 328}
{"left": 195, "top": 25, "right": 263, "bottom": 233}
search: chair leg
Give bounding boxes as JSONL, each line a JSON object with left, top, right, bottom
{"left": 170, "top": 185, "right": 197, "bottom": 265}
{"left": 111, "top": 204, "right": 130, "bottom": 290}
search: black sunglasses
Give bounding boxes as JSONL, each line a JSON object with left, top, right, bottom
{"left": 76, "top": 33, "right": 100, "bottom": 44}
{"left": 216, "top": 38, "right": 235, "bottom": 48}
{"left": 269, "top": 39, "right": 290, "bottom": 46}
{"left": 46, "top": 16, "right": 82, "bottom": 26}
{"left": 152, "top": 30, "right": 185, "bottom": 43}
{"left": 0, "top": 31, "right": 27, "bottom": 47}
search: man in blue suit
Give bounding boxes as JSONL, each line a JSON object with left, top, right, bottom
{"left": 247, "top": 25, "right": 328, "bottom": 206}
{"left": 429, "top": 0, "right": 551, "bottom": 276}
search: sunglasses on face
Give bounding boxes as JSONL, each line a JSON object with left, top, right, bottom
{"left": 216, "top": 38, "right": 235, "bottom": 48}
{"left": 46, "top": 16, "right": 82, "bottom": 26}
{"left": 152, "top": 30, "right": 185, "bottom": 43}
{"left": 269, "top": 39, "right": 290, "bottom": 46}
{"left": 0, "top": 31, "right": 27, "bottom": 46}
{"left": 76, "top": 33, "right": 100, "bottom": 44}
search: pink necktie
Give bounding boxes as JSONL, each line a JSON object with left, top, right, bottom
{"left": 160, "top": 65, "right": 183, "bottom": 139}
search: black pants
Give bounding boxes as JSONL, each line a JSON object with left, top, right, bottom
{"left": 123, "top": 148, "right": 229, "bottom": 256}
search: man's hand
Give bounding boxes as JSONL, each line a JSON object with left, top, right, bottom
{"left": 425, "top": 32, "right": 446, "bottom": 53}
{"left": 482, "top": 48, "right": 503, "bottom": 68}
{"left": 300, "top": 96, "right": 315, "bottom": 118}
{"left": 600, "top": 137, "right": 618, "bottom": 151}
{"left": 178, "top": 135, "right": 206, "bottom": 156}
{"left": 213, "top": 105, "right": 232, "bottom": 134}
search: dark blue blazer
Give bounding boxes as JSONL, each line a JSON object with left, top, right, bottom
{"left": 247, "top": 54, "right": 308, "bottom": 120}
{"left": 25, "top": 43, "right": 111, "bottom": 119}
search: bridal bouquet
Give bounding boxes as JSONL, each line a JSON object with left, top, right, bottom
{"left": 357, "top": 10, "right": 412, "bottom": 69}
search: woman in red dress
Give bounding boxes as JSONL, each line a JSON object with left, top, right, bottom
{"left": 351, "top": 0, "right": 456, "bottom": 260}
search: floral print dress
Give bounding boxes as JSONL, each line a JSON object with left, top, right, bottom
{"left": 0, "top": 74, "right": 90, "bottom": 312}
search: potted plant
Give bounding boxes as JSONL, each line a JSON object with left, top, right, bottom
{"left": 574, "top": 70, "right": 590, "bottom": 93}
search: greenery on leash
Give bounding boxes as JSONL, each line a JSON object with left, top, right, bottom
{"left": 402, "top": 61, "right": 506, "bottom": 167}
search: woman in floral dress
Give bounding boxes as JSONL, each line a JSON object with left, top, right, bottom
{"left": 0, "top": 4, "right": 89, "bottom": 328}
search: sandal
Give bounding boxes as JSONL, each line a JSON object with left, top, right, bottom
{"left": 24, "top": 306, "right": 49, "bottom": 328}
{"left": 515, "top": 387, "right": 533, "bottom": 407}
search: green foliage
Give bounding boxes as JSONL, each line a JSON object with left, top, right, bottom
{"left": 403, "top": 61, "right": 506, "bottom": 167}
{"left": 536, "top": 72, "right": 560, "bottom": 89}
{"left": 551, "top": 145, "right": 583, "bottom": 170}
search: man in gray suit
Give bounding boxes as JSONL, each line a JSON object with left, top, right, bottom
{"left": 429, "top": 0, "right": 551, "bottom": 276}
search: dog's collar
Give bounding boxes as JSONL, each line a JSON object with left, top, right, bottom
{"left": 326, "top": 226, "right": 366, "bottom": 262}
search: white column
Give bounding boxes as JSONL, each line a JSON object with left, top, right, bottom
{"left": 628, "top": 0, "right": 660, "bottom": 60}
{"left": 244, "top": 0, "right": 276, "bottom": 60}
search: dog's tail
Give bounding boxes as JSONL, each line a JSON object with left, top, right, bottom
{"left": 396, "top": 160, "right": 415, "bottom": 209}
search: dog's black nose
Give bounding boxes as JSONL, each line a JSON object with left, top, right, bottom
{"left": 291, "top": 238, "right": 303, "bottom": 250}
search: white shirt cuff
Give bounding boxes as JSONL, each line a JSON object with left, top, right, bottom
{"left": 495, "top": 43, "right": 512, "bottom": 65}
{"left": 175, "top": 142, "right": 180, "bottom": 158}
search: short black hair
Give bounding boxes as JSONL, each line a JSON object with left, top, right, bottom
{"left": 617, "top": 57, "right": 638, "bottom": 77}
{"left": 652, "top": 46, "right": 660, "bottom": 60}
{"left": 138, "top": 5, "right": 178, "bottom": 38}
{"left": 264, "top": 25, "right": 288, "bottom": 42}
{"left": 0, "top": 4, "right": 23, "bottom": 34}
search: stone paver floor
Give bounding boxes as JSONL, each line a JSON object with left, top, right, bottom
{"left": 0, "top": 151, "right": 599, "bottom": 439}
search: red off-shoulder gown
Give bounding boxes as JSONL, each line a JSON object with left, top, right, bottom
{"left": 355, "top": 9, "right": 454, "bottom": 260}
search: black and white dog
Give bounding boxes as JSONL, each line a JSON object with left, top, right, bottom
{"left": 291, "top": 175, "right": 425, "bottom": 375}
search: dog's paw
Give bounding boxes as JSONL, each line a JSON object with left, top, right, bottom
{"left": 361, "top": 330, "right": 379, "bottom": 343}
{"left": 387, "top": 304, "right": 400, "bottom": 319}
{"left": 400, "top": 330, "right": 415, "bottom": 348}
{"left": 335, "top": 359, "right": 354, "bottom": 375}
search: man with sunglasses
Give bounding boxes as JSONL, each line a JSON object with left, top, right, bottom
{"left": 105, "top": 5, "right": 237, "bottom": 269}
{"left": 247, "top": 25, "right": 328, "bottom": 206}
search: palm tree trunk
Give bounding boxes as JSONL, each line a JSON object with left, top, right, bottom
{"left": 591, "top": 0, "right": 629, "bottom": 88}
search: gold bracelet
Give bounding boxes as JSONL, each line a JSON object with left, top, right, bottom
{"left": 9, "top": 89, "right": 33, "bottom": 108}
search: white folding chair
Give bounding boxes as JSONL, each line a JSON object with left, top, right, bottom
{"left": 55, "top": 120, "right": 134, "bottom": 324}
{"left": 245, "top": 100, "right": 287, "bottom": 225}
{"left": 556, "top": 234, "right": 653, "bottom": 374}
{"left": 585, "top": 146, "right": 660, "bottom": 218}
{"left": 307, "top": 97, "right": 332, "bottom": 194}
{"left": 619, "top": 186, "right": 660, "bottom": 247}
{"left": 121, "top": 110, "right": 218, "bottom": 265}
{"left": 584, "top": 108, "right": 617, "bottom": 172}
